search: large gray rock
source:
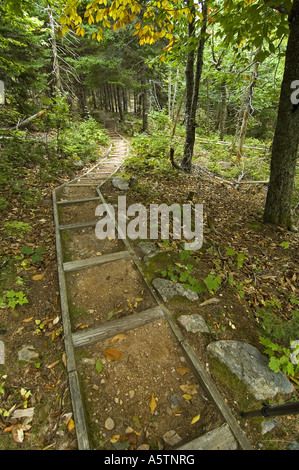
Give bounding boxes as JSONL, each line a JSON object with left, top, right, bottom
{"left": 152, "top": 278, "right": 198, "bottom": 302}
{"left": 112, "top": 177, "right": 129, "bottom": 190}
{"left": 206, "top": 340, "right": 294, "bottom": 400}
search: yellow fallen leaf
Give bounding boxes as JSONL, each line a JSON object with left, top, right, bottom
{"left": 32, "top": 273, "right": 45, "bottom": 281}
{"left": 110, "top": 435, "right": 120, "bottom": 443}
{"left": 149, "top": 394, "right": 157, "bottom": 415}
{"left": 67, "top": 418, "right": 75, "bottom": 432}
{"left": 182, "top": 394, "right": 193, "bottom": 401}
{"left": 104, "top": 348, "right": 122, "bottom": 361}
{"left": 22, "top": 317, "right": 33, "bottom": 323}
{"left": 191, "top": 414, "right": 200, "bottom": 425}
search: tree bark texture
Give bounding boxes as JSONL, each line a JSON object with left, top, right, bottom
{"left": 263, "top": 0, "right": 299, "bottom": 229}
{"left": 181, "top": 1, "right": 207, "bottom": 172}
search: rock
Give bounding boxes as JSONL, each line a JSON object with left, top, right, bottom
{"left": 112, "top": 177, "right": 129, "bottom": 190}
{"left": 178, "top": 314, "right": 209, "bottom": 334}
{"left": 152, "top": 278, "right": 198, "bottom": 302}
{"left": 104, "top": 417, "right": 115, "bottom": 431}
{"left": 206, "top": 340, "right": 294, "bottom": 400}
{"left": 18, "top": 345, "right": 39, "bottom": 362}
{"left": 168, "top": 393, "right": 181, "bottom": 409}
{"left": 163, "top": 430, "right": 182, "bottom": 446}
{"left": 261, "top": 420, "right": 278, "bottom": 435}
{"left": 288, "top": 441, "right": 299, "bottom": 450}
{"left": 137, "top": 241, "right": 160, "bottom": 257}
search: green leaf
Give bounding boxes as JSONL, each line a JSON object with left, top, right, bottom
{"left": 20, "top": 245, "right": 34, "bottom": 255}
{"left": 96, "top": 359, "right": 103, "bottom": 374}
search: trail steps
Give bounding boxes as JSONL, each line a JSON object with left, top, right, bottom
{"left": 52, "top": 118, "right": 252, "bottom": 451}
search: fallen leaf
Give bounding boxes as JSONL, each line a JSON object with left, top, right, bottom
{"left": 67, "top": 418, "right": 75, "bottom": 432}
{"left": 111, "top": 334, "right": 125, "bottom": 343}
{"left": 22, "top": 317, "right": 33, "bottom": 323}
{"left": 191, "top": 414, "right": 200, "bottom": 424}
{"left": 104, "top": 348, "right": 122, "bottom": 361}
{"left": 149, "top": 394, "right": 157, "bottom": 415}
{"left": 176, "top": 367, "right": 190, "bottom": 376}
{"left": 47, "top": 360, "right": 60, "bottom": 369}
{"left": 96, "top": 359, "right": 103, "bottom": 373}
{"left": 180, "top": 384, "right": 199, "bottom": 395}
{"left": 11, "top": 424, "right": 24, "bottom": 443}
{"left": 32, "top": 273, "right": 45, "bottom": 281}
{"left": 110, "top": 435, "right": 120, "bottom": 443}
{"left": 182, "top": 394, "right": 193, "bottom": 401}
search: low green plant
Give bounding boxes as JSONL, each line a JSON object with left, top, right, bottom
{"left": 259, "top": 336, "right": 299, "bottom": 377}
{"left": 20, "top": 245, "right": 46, "bottom": 263}
{"left": 0, "top": 290, "right": 28, "bottom": 309}
{"left": 3, "top": 221, "right": 32, "bottom": 238}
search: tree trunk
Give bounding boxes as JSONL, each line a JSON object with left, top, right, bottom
{"left": 117, "top": 86, "right": 124, "bottom": 121}
{"left": 236, "top": 49, "right": 260, "bottom": 163}
{"left": 219, "top": 80, "right": 228, "bottom": 140}
{"left": 47, "top": 6, "right": 62, "bottom": 92}
{"left": 263, "top": 0, "right": 299, "bottom": 230}
{"left": 181, "top": 1, "right": 207, "bottom": 172}
{"left": 141, "top": 77, "right": 148, "bottom": 132}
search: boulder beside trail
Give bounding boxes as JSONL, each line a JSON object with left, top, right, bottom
{"left": 206, "top": 340, "right": 294, "bottom": 400}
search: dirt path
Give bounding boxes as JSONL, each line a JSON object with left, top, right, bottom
{"left": 52, "top": 118, "right": 252, "bottom": 450}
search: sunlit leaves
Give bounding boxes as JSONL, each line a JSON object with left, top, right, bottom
{"left": 58, "top": 0, "right": 197, "bottom": 45}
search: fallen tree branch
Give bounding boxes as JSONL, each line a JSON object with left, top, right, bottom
{"left": 15, "top": 110, "right": 46, "bottom": 130}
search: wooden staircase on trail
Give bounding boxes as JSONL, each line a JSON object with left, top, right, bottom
{"left": 52, "top": 117, "right": 253, "bottom": 451}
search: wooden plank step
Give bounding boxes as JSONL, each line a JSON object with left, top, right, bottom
{"left": 177, "top": 424, "right": 238, "bottom": 450}
{"left": 63, "top": 250, "right": 131, "bottom": 272}
{"left": 59, "top": 220, "right": 98, "bottom": 230}
{"left": 72, "top": 306, "right": 163, "bottom": 348}
{"left": 57, "top": 197, "right": 101, "bottom": 205}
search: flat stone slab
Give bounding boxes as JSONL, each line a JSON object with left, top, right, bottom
{"left": 206, "top": 340, "right": 294, "bottom": 400}
{"left": 178, "top": 314, "right": 209, "bottom": 334}
{"left": 152, "top": 278, "right": 198, "bottom": 302}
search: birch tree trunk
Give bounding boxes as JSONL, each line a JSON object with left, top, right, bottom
{"left": 48, "top": 6, "right": 62, "bottom": 92}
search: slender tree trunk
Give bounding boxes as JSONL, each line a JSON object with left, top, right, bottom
{"left": 236, "top": 48, "right": 261, "bottom": 163}
{"left": 206, "top": 76, "right": 210, "bottom": 136}
{"left": 263, "top": 0, "right": 299, "bottom": 230}
{"left": 141, "top": 77, "right": 149, "bottom": 132}
{"left": 219, "top": 80, "right": 228, "bottom": 140}
{"left": 181, "top": 1, "right": 207, "bottom": 172}
{"left": 48, "top": 6, "right": 62, "bottom": 92}
{"left": 117, "top": 86, "right": 124, "bottom": 121}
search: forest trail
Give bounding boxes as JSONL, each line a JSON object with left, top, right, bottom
{"left": 52, "top": 118, "right": 253, "bottom": 451}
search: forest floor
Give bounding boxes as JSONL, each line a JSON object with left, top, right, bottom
{"left": 0, "top": 123, "right": 298, "bottom": 450}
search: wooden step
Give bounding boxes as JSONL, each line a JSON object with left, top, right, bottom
{"left": 63, "top": 250, "right": 131, "bottom": 272}
{"left": 57, "top": 197, "right": 101, "bottom": 205}
{"left": 72, "top": 305, "right": 163, "bottom": 347}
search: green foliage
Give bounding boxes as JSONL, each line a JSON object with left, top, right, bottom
{"left": 20, "top": 245, "right": 46, "bottom": 263}
{"left": 0, "top": 290, "right": 28, "bottom": 309}
{"left": 259, "top": 336, "right": 299, "bottom": 377}
{"left": 3, "top": 221, "right": 32, "bottom": 238}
